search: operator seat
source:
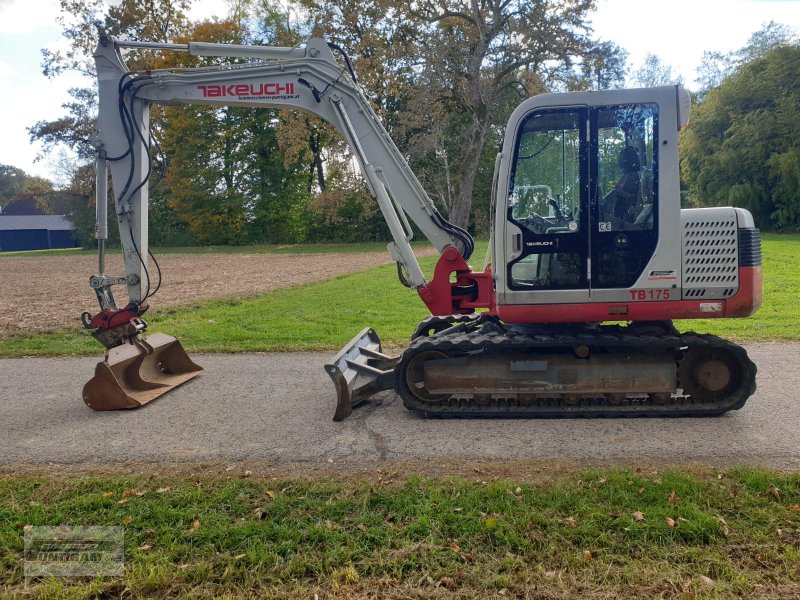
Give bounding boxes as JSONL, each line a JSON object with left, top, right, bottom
{"left": 611, "top": 146, "right": 641, "bottom": 223}
{"left": 632, "top": 165, "right": 654, "bottom": 228}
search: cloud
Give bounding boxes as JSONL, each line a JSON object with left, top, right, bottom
{"left": 0, "top": 0, "right": 61, "bottom": 34}
{"left": 0, "top": 58, "right": 16, "bottom": 77}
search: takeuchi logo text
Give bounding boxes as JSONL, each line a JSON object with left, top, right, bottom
{"left": 197, "top": 82, "right": 296, "bottom": 98}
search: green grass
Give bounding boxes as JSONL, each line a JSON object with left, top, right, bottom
{"left": 1, "top": 466, "right": 798, "bottom": 598}
{"left": 0, "top": 236, "right": 796, "bottom": 357}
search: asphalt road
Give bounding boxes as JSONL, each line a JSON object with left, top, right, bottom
{"left": 1, "top": 343, "right": 798, "bottom": 468}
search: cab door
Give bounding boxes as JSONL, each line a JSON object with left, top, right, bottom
{"left": 504, "top": 107, "right": 590, "bottom": 305}
{"left": 502, "top": 102, "right": 660, "bottom": 305}
{"left": 590, "top": 103, "right": 659, "bottom": 291}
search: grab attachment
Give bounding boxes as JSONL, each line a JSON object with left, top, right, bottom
{"left": 83, "top": 333, "right": 203, "bottom": 410}
{"left": 326, "top": 328, "right": 398, "bottom": 421}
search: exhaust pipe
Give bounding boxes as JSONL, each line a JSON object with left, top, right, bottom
{"left": 325, "top": 328, "right": 397, "bottom": 420}
{"left": 83, "top": 333, "right": 202, "bottom": 410}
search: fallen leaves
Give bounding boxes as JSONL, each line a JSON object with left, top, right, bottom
{"left": 449, "top": 541, "right": 472, "bottom": 562}
{"left": 666, "top": 517, "right": 677, "bottom": 529}
{"left": 583, "top": 549, "right": 593, "bottom": 561}
{"left": 632, "top": 511, "right": 645, "bottom": 522}
{"left": 769, "top": 484, "right": 782, "bottom": 502}
{"left": 122, "top": 516, "right": 133, "bottom": 525}
{"left": 668, "top": 490, "right": 680, "bottom": 506}
{"left": 682, "top": 575, "right": 715, "bottom": 597}
{"left": 192, "top": 519, "right": 201, "bottom": 530}
{"left": 557, "top": 516, "right": 577, "bottom": 528}
{"left": 697, "top": 575, "right": 715, "bottom": 588}
{"left": 716, "top": 516, "right": 730, "bottom": 538}
{"left": 437, "top": 576, "right": 458, "bottom": 591}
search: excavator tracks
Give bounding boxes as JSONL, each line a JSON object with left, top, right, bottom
{"left": 394, "top": 319, "right": 757, "bottom": 418}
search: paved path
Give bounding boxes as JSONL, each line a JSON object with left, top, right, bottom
{"left": 1, "top": 344, "right": 798, "bottom": 468}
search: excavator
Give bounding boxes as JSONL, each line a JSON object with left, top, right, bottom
{"left": 82, "top": 35, "right": 762, "bottom": 420}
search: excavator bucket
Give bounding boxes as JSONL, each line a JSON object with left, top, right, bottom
{"left": 326, "top": 328, "right": 398, "bottom": 421}
{"left": 83, "top": 333, "right": 202, "bottom": 411}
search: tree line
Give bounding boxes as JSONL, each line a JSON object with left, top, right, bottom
{"left": 16, "top": 1, "right": 800, "bottom": 248}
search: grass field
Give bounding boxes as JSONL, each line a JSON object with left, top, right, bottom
{"left": 0, "top": 235, "right": 796, "bottom": 357}
{"left": 1, "top": 466, "right": 798, "bottom": 599}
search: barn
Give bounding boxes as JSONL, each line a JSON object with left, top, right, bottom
{"left": 0, "top": 215, "right": 80, "bottom": 252}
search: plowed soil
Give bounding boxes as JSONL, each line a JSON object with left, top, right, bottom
{"left": 0, "top": 251, "right": 401, "bottom": 336}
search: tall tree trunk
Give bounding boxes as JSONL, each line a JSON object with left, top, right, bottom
{"left": 307, "top": 131, "right": 326, "bottom": 193}
{"left": 448, "top": 108, "right": 491, "bottom": 229}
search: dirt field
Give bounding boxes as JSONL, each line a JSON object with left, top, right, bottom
{"left": 0, "top": 251, "right": 403, "bottom": 336}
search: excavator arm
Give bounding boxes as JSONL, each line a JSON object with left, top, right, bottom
{"left": 84, "top": 35, "right": 489, "bottom": 415}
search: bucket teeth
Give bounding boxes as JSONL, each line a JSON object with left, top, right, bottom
{"left": 326, "top": 328, "right": 398, "bottom": 421}
{"left": 83, "top": 333, "right": 202, "bottom": 411}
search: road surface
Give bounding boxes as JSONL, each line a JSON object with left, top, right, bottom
{"left": 1, "top": 344, "right": 798, "bottom": 468}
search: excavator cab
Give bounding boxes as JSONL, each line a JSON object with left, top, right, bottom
{"left": 496, "top": 89, "right": 679, "bottom": 317}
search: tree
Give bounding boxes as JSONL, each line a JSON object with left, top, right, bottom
{"left": 0, "top": 165, "right": 56, "bottom": 215}
{"left": 28, "top": 0, "right": 196, "bottom": 249}
{"left": 0, "top": 165, "right": 26, "bottom": 212}
{"left": 303, "top": 0, "right": 618, "bottom": 230}
{"left": 31, "top": 0, "right": 191, "bottom": 160}
{"left": 680, "top": 44, "right": 800, "bottom": 230}
{"left": 156, "top": 17, "right": 314, "bottom": 244}
{"left": 695, "top": 21, "right": 797, "bottom": 96}
{"left": 567, "top": 41, "right": 628, "bottom": 91}
{"left": 631, "top": 53, "right": 682, "bottom": 88}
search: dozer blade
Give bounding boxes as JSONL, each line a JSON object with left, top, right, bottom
{"left": 326, "top": 328, "right": 398, "bottom": 421}
{"left": 83, "top": 332, "right": 203, "bottom": 411}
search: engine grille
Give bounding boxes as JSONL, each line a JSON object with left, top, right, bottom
{"left": 681, "top": 210, "right": 739, "bottom": 299}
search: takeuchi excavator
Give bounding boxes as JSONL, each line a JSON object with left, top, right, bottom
{"left": 82, "top": 35, "right": 762, "bottom": 419}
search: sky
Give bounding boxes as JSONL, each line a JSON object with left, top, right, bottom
{"left": 0, "top": 0, "right": 798, "bottom": 182}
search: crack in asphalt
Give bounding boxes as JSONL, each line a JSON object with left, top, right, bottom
{"left": 352, "top": 392, "right": 395, "bottom": 462}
